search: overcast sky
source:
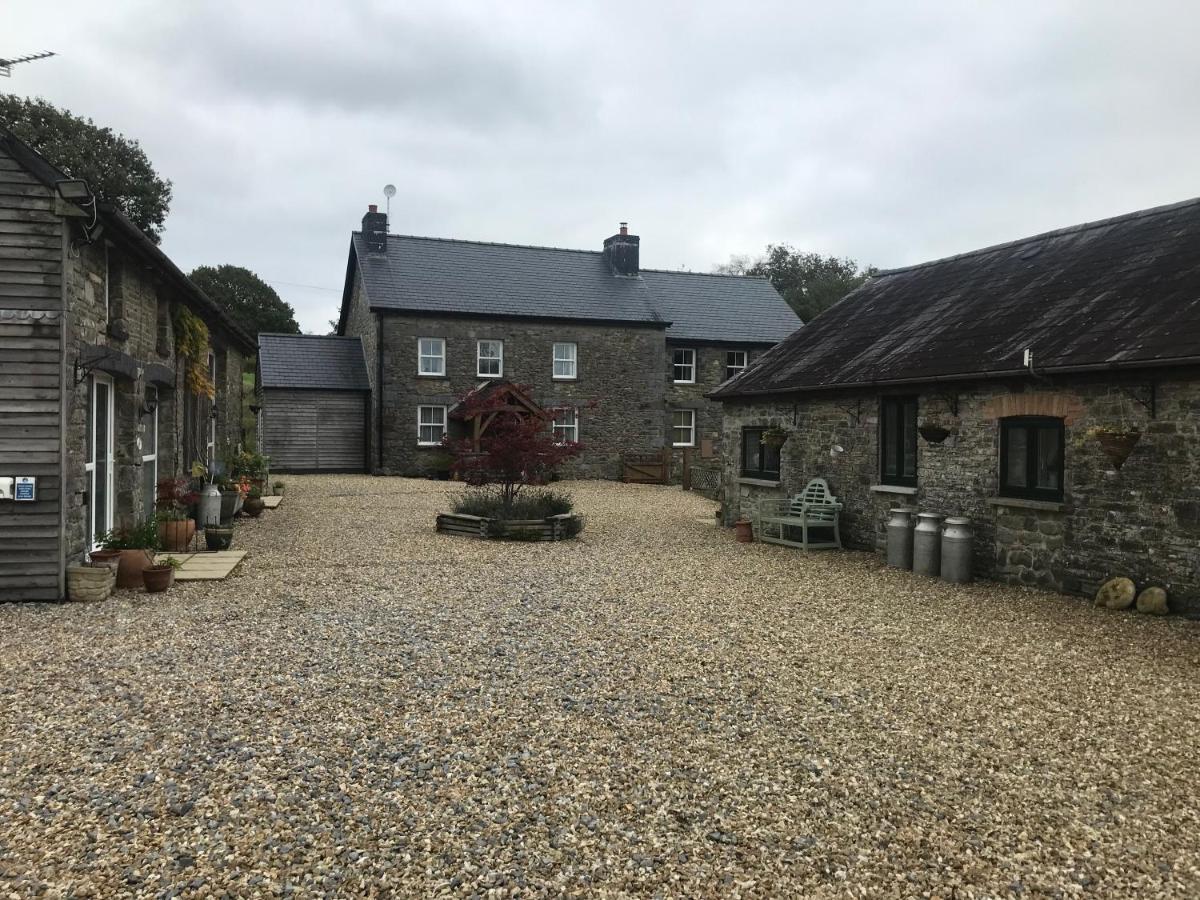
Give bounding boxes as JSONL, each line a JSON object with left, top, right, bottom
{"left": 6, "top": 1, "right": 1200, "bottom": 332}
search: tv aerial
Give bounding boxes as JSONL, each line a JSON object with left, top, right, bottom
{"left": 383, "top": 184, "right": 396, "bottom": 227}
{"left": 0, "top": 51, "right": 56, "bottom": 78}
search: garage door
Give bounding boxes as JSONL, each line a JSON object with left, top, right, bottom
{"left": 262, "top": 389, "right": 367, "bottom": 472}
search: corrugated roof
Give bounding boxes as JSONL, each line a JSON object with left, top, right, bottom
{"left": 715, "top": 197, "right": 1200, "bottom": 398}
{"left": 349, "top": 232, "right": 799, "bottom": 344}
{"left": 259, "top": 334, "right": 370, "bottom": 391}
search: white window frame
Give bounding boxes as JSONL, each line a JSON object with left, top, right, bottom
{"left": 477, "top": 339, "right": 503, "bottom": 378}
{"left": 141, "top": 386, "right": 158, "bottom": 517}
{"left": 673, "top": 348, "right": 696, "bottom": 384}
{"left": 86, "top": 374, "right": 115, "bottom": 550}
{"left": 725, "top": 350, "right": 748, "bottom": 380}
{"left": 418, "top": 337, "right": 446, "bottom": 376}
{"left": 417, "top": 405, "right": 447, "bottom": 446}
{"left": 671, "top": 409, "right": 696, "bottom": 447}
{"left": 552, "top": 408, "right": 579, "bottom": 444}
{"left": 552, "top": 342, "right": 577, "bottom": 380}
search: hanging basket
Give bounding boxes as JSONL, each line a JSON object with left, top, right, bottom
{"left": 918, "top": 424, "right": 951, "bottom": 444}
{"left": 1094, "top": 429, "right": 1141, "bottom": 469}
{"left": 762, "top": 428, "right": 789, "bottom": 450}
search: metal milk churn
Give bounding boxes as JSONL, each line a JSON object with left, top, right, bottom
{"left": 886, "top": 507, "right": 914, "bottom": 569}
{"left": 912, "top": 512, "right": 943, "bottom": 577}
{"left": 199, "top": 483, "right": 223, "bottom": 528}
{"left": 940, "top": 517, "right": 974, "bottom": 583}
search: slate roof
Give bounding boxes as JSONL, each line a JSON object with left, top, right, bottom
{"left": 347, "top": 233, "right": 799, "bottom": 344}
{"left": 258, "top": 334, "right": 370, "bottom": 391}
{"left": 714, "top": 197, "right": 1200, "bottom": 398}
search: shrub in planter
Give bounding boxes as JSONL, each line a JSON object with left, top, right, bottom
{"left": 143, "top": 556, "right": 183, "bottom": 593}
{"left": 99, "top": 520, "right": 160, "bottom": 589}
{"left": 243, "top": 490, "right": 265, "bottom": 518}
{"left": 156, "top": 476, "right": 199, "bottom": 551}
{"left": 273, "top": 480, "right": 285, "bottom": 496}
{"left": 205, "top": 526, "right": 234, "bottom": 551}
{"left": 67, "top": 564, "right": 116, "bottom": 601}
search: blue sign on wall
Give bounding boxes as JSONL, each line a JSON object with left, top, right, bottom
{"left": 14, "top": 477, "right": 35, "bottom": 502}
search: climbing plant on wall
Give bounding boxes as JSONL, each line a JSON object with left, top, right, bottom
{"left": 173, "top": 305, "right": 215, "bottom": 399}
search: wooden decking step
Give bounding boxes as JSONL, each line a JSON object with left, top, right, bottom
{"left": 262, "top": 496, "right": 283, "bottom": 509}
{"left": 174, "top": 550, "right": 247, "bottom": 581}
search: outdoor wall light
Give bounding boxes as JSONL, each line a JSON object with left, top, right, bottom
{"left": 55, "top": 178, "right": 92, "bottom": 202}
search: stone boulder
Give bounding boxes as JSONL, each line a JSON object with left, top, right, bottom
{"left": 1136, "top": 586, "right": 1169, "bottom": 615}
{"left": 1094, "top": 577, "right": 1136, "bottom": 610}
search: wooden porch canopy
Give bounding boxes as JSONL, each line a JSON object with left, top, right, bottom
{"left": 448, "top": 380, "right": 551, "bottom": 451}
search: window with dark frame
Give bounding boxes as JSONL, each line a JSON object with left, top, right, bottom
{"left": 879, "top": 396, "right": 918, "bottom": 486}
{"left": 999, "top": 416, "right": 1065, "bottom": 501}
{"left": 741, "top": 427, "right": 781, "bottom": 479}
{"left": 725, "top": 350, "right": 747, "bottom": 380}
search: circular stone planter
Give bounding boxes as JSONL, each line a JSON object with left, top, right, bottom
{"left": 67, "top": 565, "right": 116, "bottom": 601}
{"left": 435, "top": 512, "right": 583, "bottom": 541}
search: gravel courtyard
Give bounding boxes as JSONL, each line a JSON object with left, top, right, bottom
{"left": 1, "top": 476, "right": 1198, "bottom": 898}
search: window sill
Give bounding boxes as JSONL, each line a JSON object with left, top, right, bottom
{"left": 552, "top": 376, "right": 577, "bottom": 382}
{"left": 416, "top": 442, "right": 444, "bottom": 448}
{"left": 738, "top": 476, "right": 781, "bottom": 488}
{"left": 870, "top": 484, "right": 918, "bottom": 496}
{"left": 986, "top": 496, "right": 1066, "bottom": 513}
{"left": 417, "top": 373, "right": 447, "bottom": 379}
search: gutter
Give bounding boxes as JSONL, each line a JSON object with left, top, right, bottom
{"left": 709, "top": 354, "right": 1200, "bottom": 400}
{"left": 376, "top": 315, "right": 384, "bottom": 471}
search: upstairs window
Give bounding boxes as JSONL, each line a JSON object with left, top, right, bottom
{"left": 552, "top": 408, "right": 579, "bottom": 444}
{"left": 725, "top": 350, "right": 748, "bottom": 381}
{"left": 553, "top": 342, "right": 577, "bottom": 379}
{"left": 417, "top": 405, "right": 447, "bottom": 445}
{"left": 741, "top": 427, "right": 781, "bottom": 480}
{"left": 672, "top": 348, "right": 696, "bottom": 383}
{"left": 477, "top": 340, "right": 503, "bottom": 377}
{"left": 1000, "top": 417, "right": 1064, "bottom": 502}
{"left": 880, "top": 396, "right": 918, "bottom": 487}
{"left": 671, "top": 409, "right": 695, "bottom": 447}
{"left": 418, "top": 337, "right": 446, "bottom": 376}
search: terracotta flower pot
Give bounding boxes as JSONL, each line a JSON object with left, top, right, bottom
{"left": 735, "top": 518, "right": 754, "bottom": 543}
{"left": 89, "top": 548, "right": 122, "bottom": 572}
{"left": 116, "top": 549, "right": 155, "bottom": 590}
{"left": 158, "top": 518, "right": 196, "bottom": 552}
{"left": 142, "top": 565, "right": 175, "bottom": 593}
{"left": 1096, "top": 430, "right": 1141, "bottom": 469}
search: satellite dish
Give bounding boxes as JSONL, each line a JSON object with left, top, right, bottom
{"left": 383, "top": 184, "right": 396, "bottom": 199}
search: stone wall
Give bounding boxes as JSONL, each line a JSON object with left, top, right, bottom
{"left": 664, "top": 342, "right": 764, "bottom": 483}
{"left": 721, "top": 374, "right": 1200, "bottom": 614}
{"left": 62, "top": 238, "right": 245, "bottom": 564}
{"left": 376, "top": 313, "right": 668, "bottom": 478}
{"left": 342, "top": 272, "right": 379, "bottom": 468}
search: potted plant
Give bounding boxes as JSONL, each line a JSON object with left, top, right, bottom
{"left": 99, "top": 520, "right": 160, "bottom": 589}
{"left": 735, "top": 517, "right": 754, "bottom": 542}
{"left": 761, "top": 426, "right": 789, "bottom": 450}
{"left": 89, "top": 547, "right": 122, "bottom": 571}
{"left": 156, "top": 476, "right": 198, "bottom": 551}
{"left": 143, "top": 556, "right": 182, "bottom": 593}
{"left": 243, "top": 486, "right": 265, "bottom": 518}
{"left": 205, "top": 526, "right": 234, "bottom": 551}
{"left": 1089, "top": 425, "right": 1142, "bottom": 469}
{"left": 273, "top": 480, "right": 285, "bottom": 497}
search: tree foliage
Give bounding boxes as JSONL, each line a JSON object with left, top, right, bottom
{"left": 716, "top": 244, "right": 876, "bottom": 322}
{"left": 446, "top": 385, "right": 584, "bottom": 516}
{"left": 0, "top": 93, "right": 172, "bottom": 240}
{"left": 188, "top": 264, "right": 300, "bottom": 339}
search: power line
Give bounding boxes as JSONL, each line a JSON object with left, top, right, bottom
{"left": 262, "top": 278, "right": 341, "bottom": 293}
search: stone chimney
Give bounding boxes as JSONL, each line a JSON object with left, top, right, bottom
{"left": 362, "top": 204, "right": 387, "bottom": 254}
{"left": 603, "top": 222, "right": 639, "bottom": 276}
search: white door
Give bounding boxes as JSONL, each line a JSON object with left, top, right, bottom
{"left": 85, "top": 374, "right": 115, "bottom": 549}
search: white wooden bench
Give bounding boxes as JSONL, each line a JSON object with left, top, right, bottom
{"left": 754, "top": 478, "right": 843, "bottom": 550}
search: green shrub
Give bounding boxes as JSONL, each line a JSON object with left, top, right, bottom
{"left": 453, "top": 487, "right": 574, "bottom": 520}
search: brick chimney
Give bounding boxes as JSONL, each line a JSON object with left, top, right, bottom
{"left": 603, "top": 221, "right": 639, "bottom": 276}
{"left": 362, "top": 204, "right": 387, "bottom": 254}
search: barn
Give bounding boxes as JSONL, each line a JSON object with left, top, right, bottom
{"left": 257, "top": 334, "right": 371, "bottom": 473}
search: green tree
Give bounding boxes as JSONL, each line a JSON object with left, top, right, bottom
{"left": 716, "top": 244, "right": 875, "bottom": 322}
{"left": 189, "top": 265, "right": 300, "bottom": 339}
{"left": 0, "top": 93, "right": 172, "bottom": 240}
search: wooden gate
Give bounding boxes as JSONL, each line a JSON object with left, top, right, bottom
{"left": 622, "top": 450, "right": 669, "bottom": 484}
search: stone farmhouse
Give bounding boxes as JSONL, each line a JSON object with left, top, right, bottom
{"left": 0, "top": 129, "right": 255, "bottom": 601}
{"left": 713, "top": 198, "right": 1200, "bottom": 614}
{"left": 258, "top": 207, "right": 800, "bottom": 477}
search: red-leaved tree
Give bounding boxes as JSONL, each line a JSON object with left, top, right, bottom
{"left": 445, "top": 384, "right": 585, "bottom": 515}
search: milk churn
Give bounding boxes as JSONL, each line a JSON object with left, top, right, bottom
{"left": 886, "top": 507, "right": 914, "bottom": 569}
{"left": 199, "top": 483, "right": 222, "bottom": 528}
{"left": 940, "top": 517, "right": 974, "bottom": 583}
{"left": 912, "top": 512, "right": 943, "bottom": 577}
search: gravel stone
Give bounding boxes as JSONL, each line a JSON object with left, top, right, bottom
{"left": 0, "top": 475, "right": 1198, "bottom": 897}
